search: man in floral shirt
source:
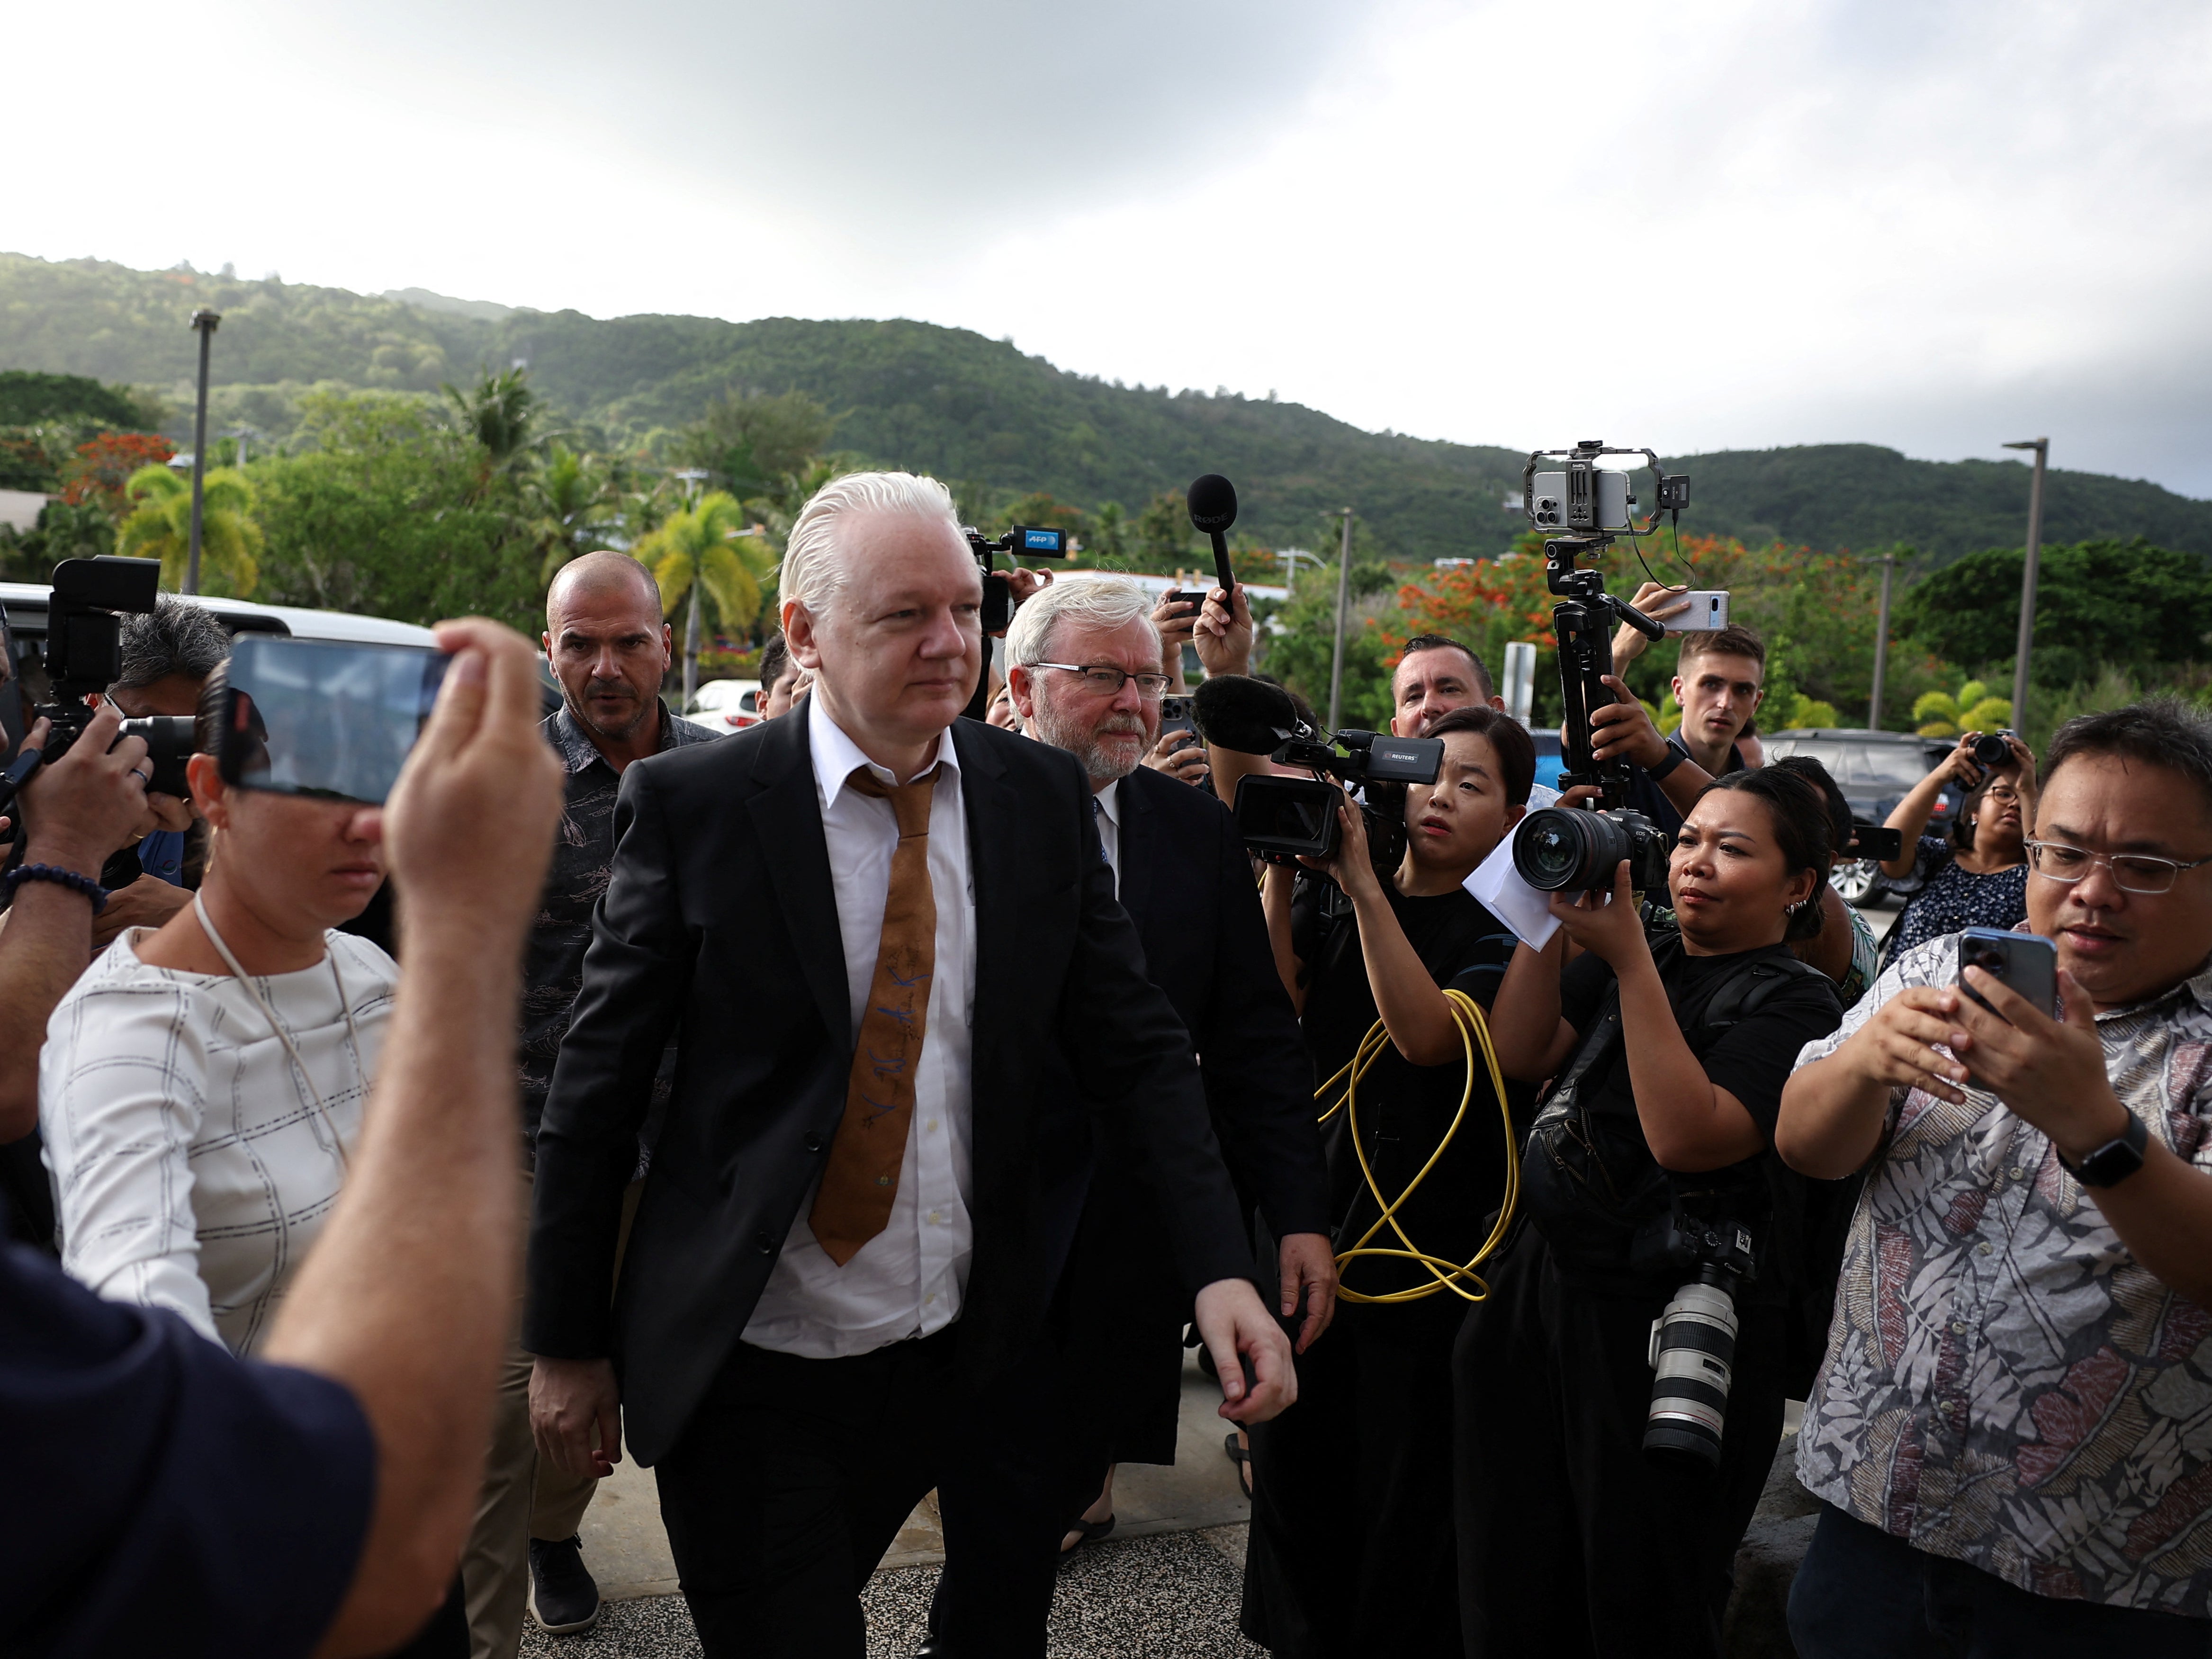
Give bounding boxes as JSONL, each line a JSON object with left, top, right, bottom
{"left": 1777, "top": 702, "right": 2212, "bottom": 1656}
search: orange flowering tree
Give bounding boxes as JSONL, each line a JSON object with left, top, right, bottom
{"left": 61, "top": 432, "right": 178, "bottom": 516}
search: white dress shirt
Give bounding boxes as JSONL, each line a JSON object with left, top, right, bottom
{"left": 741, "top": 696, "right": 978, "bottom": 1359}
{"left": 1092, "top": 778, "right": 1123, "bottom": 894}
{"left": 40, "top": 929, "right": 397, "bottom": 1357}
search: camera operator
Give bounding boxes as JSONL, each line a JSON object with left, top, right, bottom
{"left": 9, "top": 619, "right": 564, "bottom": 1659}
{"left": 90, "top": 596, "right": 231, "bottom": 940}
{"left": 1595, "top": 607, "right": 1767, "bottom": 836}
{"left": 1218, "top": 707, "right": 1536, "bottom": 1657}
{"left": 1876, "top": 728, "right": 2033, "bottom": 968}
{"left": 1457, "top": 766, "right": 1843, "bottom": 1659}
{"left": 1777, "top": 702, "right": 2212, "bottom": 1655}
{"left": 914, "top": 577, "right": 1328, "bottom": 1639}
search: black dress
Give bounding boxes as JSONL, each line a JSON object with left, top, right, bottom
{"left": 1241, "top": 879, "right": 1528, "bottom": 1659}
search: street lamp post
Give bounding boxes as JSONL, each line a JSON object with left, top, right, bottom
{"left": 1326, "top": 508, "right": 1354, "bottom": 731}
{"left": 2002, "top": 438, "right": 2049, "bottom": 735}
{"left": 185, "top": 308, "right": 221, "bottom": 594}
{"left": 673, "top": 468, "right": 710, "bottom": 712}
{"left": 1867, "top": 551, "right": 1896, "bottom": 730}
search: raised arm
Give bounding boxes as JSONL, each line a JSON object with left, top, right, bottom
{"left": 259, "top": 619, "right": 564, "bottom": 1659}
{"left": 1881, "top": 735, "right": 1980, "bottom": 879}
{"left": 1490, "top": 932, "right": 1577, "bottom": 1082}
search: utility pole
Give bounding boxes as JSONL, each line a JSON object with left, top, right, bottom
{"left": 1327, "top": 507, "right": 1354, "bottom": 731}
{"left": 674, "top": 467, "right": 709, "bottom": 712}
{"left": 1867, "top": 551, "right": 1895, "bottom": 730}
{"left": 2002, "top": 438, "right": 2048, "bottom": 735}
{"left": 184, "top": 309, "right": 221, "bottom": 594}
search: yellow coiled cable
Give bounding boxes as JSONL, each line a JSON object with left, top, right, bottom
{"left": 1317, "top": 988, "right": 1519, "bottom": 1304}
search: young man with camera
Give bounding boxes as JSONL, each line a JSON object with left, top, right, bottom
{"left": 1778, "top": 702, "right": 2212, "bottom": 1655}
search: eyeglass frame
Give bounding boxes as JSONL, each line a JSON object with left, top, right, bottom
{"left": 1028, "top": 662, "right": 1175, "bottom": 700}
{"left": 2023, "top": 837, "right": 2212, "bottom": 896}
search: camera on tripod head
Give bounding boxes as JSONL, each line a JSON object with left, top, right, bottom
{"left": 1193, "top": 674, "right": 1444, "bottom": 881}
{"left": 1508, "top": 440, "right": 1690, "bottom": 896}
{"left": 0, "top": 556, "right": 197, "bottom": 813}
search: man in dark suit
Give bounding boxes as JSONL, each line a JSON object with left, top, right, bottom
{"left": 916, "top": 575, "right": 1333, "bottom": 1640}
{"left": 524, "top": 473, "right": 1295, "bottom": 1658}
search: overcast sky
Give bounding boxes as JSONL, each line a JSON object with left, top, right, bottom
{"left": 10, "top": 0, "right": 2210, "bottom": 493}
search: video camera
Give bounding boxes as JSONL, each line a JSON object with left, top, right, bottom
{"left": 1194, "top": 674, "right": 1444, "bottom": 880}
{"left": 966, "top": 524, "right": 1070, "bottom": 637}
{"left": 0, "top": 557, "right": 196, "bottom": 814}
{"left": 1509, "top": 441, "right": 1690, "bottom": 896}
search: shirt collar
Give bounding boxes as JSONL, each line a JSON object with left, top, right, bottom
{"left": 550, "top": 700, "right": 688, "bottom": 776}
{"left": 1094, "top": 778, "right": 1122, "bottom": 826}
{"left": 808, "top": 691, "right": 960, "bottom": 810}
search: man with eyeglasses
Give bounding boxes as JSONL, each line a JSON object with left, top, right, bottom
{"left": 1775, "top": 701, "right": 2212, "bottom": 1656}
{"left": 902, "top": 576, "right": 1329, "bottom": 1651}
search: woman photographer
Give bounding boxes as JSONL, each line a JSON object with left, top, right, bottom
{"left": 1234, "top": 705, "right": 1535, "bottom": 1659}
{"left": 40, "top": 672, "right": 466, "bottom": 1655}
{"left": 1455, "top": 767, "right": 1845, "bottom": 1659}
{"left": 1878, "top": 729, "right": 2034, "bottom": 966}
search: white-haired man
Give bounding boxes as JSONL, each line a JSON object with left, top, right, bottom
{"left": 915, "top": 578, "right": 1334, "bottom": 1645}
{"left": 525, "top": 474, "right": 1295, "bottom": 1657}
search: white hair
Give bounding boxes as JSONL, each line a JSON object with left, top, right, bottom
{"left": 777, "top": 470, "right": 963, "bottom": 618}
{"left": 1004, "top": 575, "right": 1160, "bottom": 668}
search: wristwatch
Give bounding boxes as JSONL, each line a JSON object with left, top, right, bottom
{"left": 2062, "top": 1110, "right": 2149, "bottom": 1188}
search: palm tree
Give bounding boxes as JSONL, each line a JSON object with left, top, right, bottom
{"left": 632, "top": 490, "right": 774, "bottom": 708}
{"left": 117, "top": 464, "right": 263, "bottom": 596}
{"left": 531, "top": 444, "right": 624, "bottom": 583}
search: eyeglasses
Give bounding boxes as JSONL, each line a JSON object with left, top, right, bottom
{"left": 2023, "top": 838, "right": 2212, "bottom": 896}
{"left": 1981, "top": 787, "right": 2022, "bottom": 804}
{"left": 1031, "top": 663, "right": 1173, "bottom": 700}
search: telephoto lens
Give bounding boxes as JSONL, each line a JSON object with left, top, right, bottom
{"left": 1511, "top": 806, "right": 1672, "bottom": 893}
{"left": 1644, "top": 1269, "right": 1739, "bottom": 1471}
{"left": 117, "top": 716, "right": 197, "bottom": 797}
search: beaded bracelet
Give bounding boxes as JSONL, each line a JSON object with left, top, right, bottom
{"left": 3, "top": 863, "right": 109, "bottom": 913}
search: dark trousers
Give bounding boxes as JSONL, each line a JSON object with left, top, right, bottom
{"left": 1452, "top": 1226, "right": 1784, "bottom": 1659}
{"left": 1789, "top": 1503, "right": 2212, "bottom": 1658}
{"left": 1240, "top": 1300, "right": 1464, "bottom": 1659}
{"left": 652, "top": 1328, "right": 1068, "bottom": 1659}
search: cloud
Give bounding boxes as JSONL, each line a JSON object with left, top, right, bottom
{"left": 3, "top": 0, "right": 2207, "bottom": 492}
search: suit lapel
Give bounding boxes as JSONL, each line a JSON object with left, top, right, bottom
{"left": 1115, "top": 770, "right": 1157, "bottom": 934}
{"left": 744, "top": 712, "right": 850, "bottom": 1046}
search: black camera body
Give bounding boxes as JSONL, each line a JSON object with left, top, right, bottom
{"left": 1195, "top": 676, "right": 1444, "bottom": 881}
{"left": 1507, "top": 441, "right": 1690, "bottom": 895}
{"left": 21, "top": 557, "right": 195, "bottom": 798}
{"left": 1970, "top": 728, "right": 2018, "bottom": 769}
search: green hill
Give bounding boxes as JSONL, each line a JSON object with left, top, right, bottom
{"left": 5, "top": 250, "right": 2208, "bottom": 565}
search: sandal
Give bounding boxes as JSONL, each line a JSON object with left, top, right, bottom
{"left": 1225, "top": 1430, "right": 1253, "bottom": 1499}
{"left": 1059, "top": 1512, "right": 1116, "bottom": 1557}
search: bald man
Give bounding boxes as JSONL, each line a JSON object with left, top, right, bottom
{"left": 462, "top": 553, "right": 721, "bottom": 1652}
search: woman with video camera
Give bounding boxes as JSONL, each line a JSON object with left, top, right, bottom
{"left": 1878, "top": 729, "right": 2035, "bottom": 967}
{"left": 39, "top": 670, "right": 467, "bottom": 1655}
{"left": 1232, "top": 705, "right": 1536, "bottom": 1659}
{"left": 1454, "top": 767, "right": 1845, "bottom": 1659}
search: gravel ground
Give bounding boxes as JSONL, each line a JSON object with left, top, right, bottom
{"left": 520, "top": 1526, "right": 1261, "bottom": 1659}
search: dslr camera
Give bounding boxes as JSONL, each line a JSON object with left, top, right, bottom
{"left": 1509, "top": 440, "right": 1689, "bottom": 896}
{"left": 0, "top": 557, "right": 195, "bottom": 812}
{"left": 1970, "top": 728, "right": 2018, "bottom": 769}
{"left": 1194, "top": 674, "right": 1444, "bottom": 880}
{"left": 1636, "top": 1203, "right": 1758, "bottom": 1472}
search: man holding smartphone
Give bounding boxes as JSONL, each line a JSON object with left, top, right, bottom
{"left": 1776, "top": 702, "right": 2212, "bottom": 1655}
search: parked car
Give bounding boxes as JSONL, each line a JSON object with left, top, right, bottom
{"left": 690, "top": 677, "right": 762, "bottom": 731}
{"left": 1758, "top": 728, "right": 1965, "bottom": 906}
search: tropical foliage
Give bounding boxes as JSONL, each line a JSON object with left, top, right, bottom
{"left": 1911, "top": 680, "right": 2013, "bottom": 740}
{"left": 117, "top": 464, "right": 263, "bottom": 595}
{"left": 634, "top": 492, "right": 775, "bottom": 636}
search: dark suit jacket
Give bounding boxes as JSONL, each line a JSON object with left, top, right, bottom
{"left": 524, "top": 709, "right": 1253, "bottom": 1465}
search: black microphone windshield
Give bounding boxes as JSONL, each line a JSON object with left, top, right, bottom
{"left": 1194, "top": 674, "right": 1301, "bottom": 756}
{"left": 1187, "top": 474, "right": 1238, "bottom": 534}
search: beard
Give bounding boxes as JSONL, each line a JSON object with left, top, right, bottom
{"left": 1028, "top": 697, "right": 1148, "bottom": 783}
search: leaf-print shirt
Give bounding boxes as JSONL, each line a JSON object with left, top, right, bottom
{"left": 1793, "top": 926, "right": 2212, "bottom": 1615}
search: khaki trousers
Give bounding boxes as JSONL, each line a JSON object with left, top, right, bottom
{"left": 460, "top": 1175, "right": 642, "bottom": 1659}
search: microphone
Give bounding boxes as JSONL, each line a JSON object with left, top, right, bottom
{"left": 1194, "top": 674, "right": 1305, "bottom": 756}
{"left": 1187, "top": 473, "right": 1239, "bottom": 601}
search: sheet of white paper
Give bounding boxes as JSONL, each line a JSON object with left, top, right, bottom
{"left": 1465, "top": 835, "right": 1560, "bottom": 951}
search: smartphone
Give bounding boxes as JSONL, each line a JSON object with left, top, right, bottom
{"left": 1661, "top": 590, "right": 1731, "bottom": 633}
{"left": 1956, "top": 927, "right": 2058, "bottom": 1023}
{"left": 220, "top": 634, "right": 450, "bottom": 806}
{"left": 1849, "top": 822, "right": 1905, "bottom": 861}
{"left": 1163, "top": 589, "right": 1206, "bottom": 617}
{"left": 1160, "top": 693, "right": 1196, "bottom": 741}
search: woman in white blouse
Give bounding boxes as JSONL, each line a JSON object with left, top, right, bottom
{"left": 41, "top": 679, "right": 399, "bottom": 1359}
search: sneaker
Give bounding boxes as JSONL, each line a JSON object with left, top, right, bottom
{"left": 528, "top": 1534, "right": 602, "bottom": 1635}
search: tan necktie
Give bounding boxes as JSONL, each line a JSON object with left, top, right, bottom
{"left": 809, "top": 763, "right": 943, "bottom": 1266}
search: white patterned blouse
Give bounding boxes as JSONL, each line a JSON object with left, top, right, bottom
{"left": 40, "top": 928, "right": 398, "bottom": 1357}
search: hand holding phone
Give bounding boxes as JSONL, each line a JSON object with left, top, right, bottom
{"left": 1956, "top": 928, "right": 2058, "bottom": 1023}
